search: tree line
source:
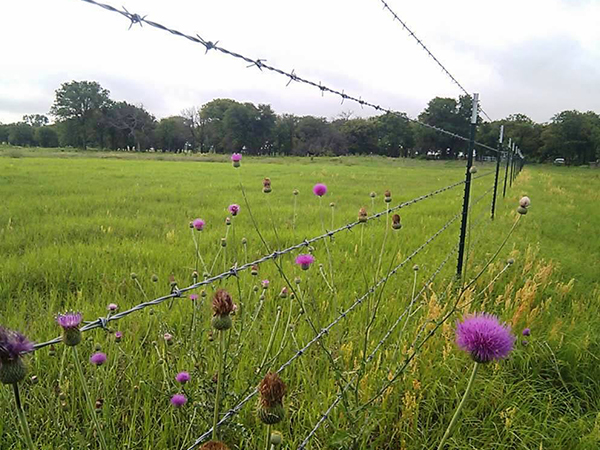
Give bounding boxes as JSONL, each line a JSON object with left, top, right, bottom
{"left": 1, "top": 80, "right": 599, "bottom": 164}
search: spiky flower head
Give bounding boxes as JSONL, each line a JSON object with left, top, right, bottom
{"left": 0, "top": 327, "right": 34, "bottom": 384}
{"left": 392, "top": 214, "right": 402, "bottom": 230}
{"left": 257, "top": 372, "right": 287, "bottom": 424}
{"left": 211, "top": 289, "right": 234, "bottom": 330}
{"left": 171, "top": 393, "right": 187, "bottom": 407}
{"left": 114, "top": 331, "right": 123, "bottom": 342}
{"left": 262, "top": 279, "right": 270, "bottom": 289}
{"left": 190, "top": 294, "right": 199, "bottom": 301}
{"left": 56, "top": 312, "right": 83, "bottom": 346}
{"left": 193, "top": 218, "right": 206, "bottom": 231}
{"left": 107, "top": 303, "right": 118, "bottom": 312}
{"left": 231, "top": 153, "right": 242, "bottom": 167}
{"left": 295, "top": 254, "right": 315, "bottom": 270}
{"left": 522, "top": 328, "right": 531, "bottom": 336}
{"left": 455, "top": 313, "right": 515, "bottom": 363}
{"left": 358, "top": 207, "right": 368, "bottom": 223}
{"left": 263, "top": 177, "right": 272, "bottom": 194}
{"left": 228, "top": 204, "right": 240, "bottom": 216}
{"left": 312, "top": 183, "right": 327, "bottom": 197}
{"left": 199, "top": 442, "right": 230, "bottom": 450}
{"left": 90, "top": 352, "right": 107, "bottom": 366}
{"left": 176, "top": 371, "right": 190, "bottom": 384}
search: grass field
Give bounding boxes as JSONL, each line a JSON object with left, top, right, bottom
{"left": 1, "top": 146, "right": 599, "bottom": 450}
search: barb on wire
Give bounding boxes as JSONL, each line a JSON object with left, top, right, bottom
{"left": 185, "top": 208, "right": 462, "bottom": 449}
{"left": 32, "top": 177, "right": 466, "bottom": 351}
{"left": 77, "top": 0, "right": 500, "bottom": 154}
{"left": 378, "top": 0, "right": 492, "bottom": 122}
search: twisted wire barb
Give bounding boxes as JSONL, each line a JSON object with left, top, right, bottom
{"left": 297, "top": 239, "right": 459, "bottom": 449}
{"left": 77, "top": 0, "right": 500, "bottom": 154}
{"left": 185, "top": 209, "right": 461, "bottom": 449}
{"left": 32, "top": 177, "right": 466, "bottom": 351}
{"left": 378, "top": 0, "right": 492, "bottom": 122}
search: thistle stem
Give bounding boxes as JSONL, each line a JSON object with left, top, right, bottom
{"left": 212, "top": 329, "right": 225, "bottom": 440}
{"left": 436, "top": 362, "right": 479, "bottom": 450}
{"left": 264, "top": 423, "right": 272, "bottom": 450}
{"left": 72, "top": 347, "right": 109, "bottom": 450}
{"left": 13, "top": 383, "right": 36, "bottom": 450}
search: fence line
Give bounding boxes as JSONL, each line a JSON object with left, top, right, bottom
{"left": 185, "top": 208, "right": 463, "bottom": 448}
{"left": 78, "top": 0, "right": 501, "bottom": 155}
{"left": 32, "top": 176, "right": 469, "bottom": 351}
{"left": 377, "top": 0, "right": 493, "bottom": 122}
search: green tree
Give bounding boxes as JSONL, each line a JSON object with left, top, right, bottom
{"left": 107, "top": 102, "right": 156, "bottom": 151}
{"left": 8, "top": 123, "right": 36, "bottom": 146}
{"left": 341, "top": 118, "right": 378, "bottom": 155}
{"left": 155, "top": 116, "right": 191, "bottom": 152}
{"left": 541, "top": 110, "right": 599, "bottom": 164}
{"left": 35, "top": 126, "right": 59, "bottom": 147}
{"left": 374, "top": 112, "right": 414, "bottom": 157}
{"left": 49, "top": 80, "right": 111, "bottom": 149}
{"left": 22, "top": 114, "right": 49, "bottom": 127}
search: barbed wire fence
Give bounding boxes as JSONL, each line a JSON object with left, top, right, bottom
{"left": 10, "top": 1, "right": 529, "bottom": 449}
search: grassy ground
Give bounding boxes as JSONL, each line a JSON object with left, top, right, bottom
{"left": 0, "top": 147, "right": 599, "bottom": 450}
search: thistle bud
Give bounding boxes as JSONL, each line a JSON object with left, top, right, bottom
{"left": 519, "top": 196, "right": 531, "bottom": 208}
{"left": 263, "top": 177, "right": 272, "bottom": 194}
{"left": 392, "top": 214, "right": 402, "bottom": 230}
{"left": 294, "top": 277, "right": 301, "bottom": 285}
{"left": 221, "top": 238, "right": 227, "bottom": 247}
{"left": 270, "top": 431, "right": 283, "bottom": 446}
{"left": 201, "top": 289, "right": 207, "bottom": 298}
{"left": 151, "top": 274, "right": 159, "bottom": 283}
{"left": 370, "top": 191, "right": 376, "bottom": 198}
{"left": 279, "top": 287, "right": 288, "bottom": 299}
{"left": 251, "top": 265, "right": 259, "bottom": 276}
{"left": 293, "top": 189, "right": 299, "bottom": 196}
{"left": 517, "top": 206, "right": 528, "bottom": 215}
{"left": 130, "top": 272, "right": 137, "bottom": 280}
{"left": 469, "top": 166, "right": 478, "bottom": 174}
{"left": 164, "top": 333, "right": 173, "bottom": 345}
{"left": 358, "top": 207, "right": 368, "bottom": 223}
{"left": 413, "top": 264, "right": 419, "bottom": 271}
{"left": 242, "top": 237, "right": 248, "bottom": 245}
{"left": 330, "top": 202, "right": 335, "bottom": 208}
{"left": 225, "top": 217, "right": 231, "bottom": 226}
{"left": 192, "top": 271, "right": 199, "bottom": 281}
{"left": 507, "top": 258, "right": 515, "bottom": 265}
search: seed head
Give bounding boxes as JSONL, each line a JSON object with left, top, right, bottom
{"left": 392, "top": 214, "right": 402, "bottom": 230}
{"left": 199, "top": 442, "right": 230, "bottom": 450}
{"left": 263, "top": 178, "right": 272, "bottom": 194}
{"left": 384, "top": 190, "right": 392, "bottom": 203}
{"left": 358, "top": 207, "right": 368, "bottom": 223}
{"left": 251, "top": 265, "right": 259, "bottom": 276}
{"left": 259, "top": 372, "right": 286, "bottom": 408}
{"left": 212, "top": 289, "right": 234, "bottom": 316}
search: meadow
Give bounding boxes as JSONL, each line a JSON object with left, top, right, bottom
{"left": 1, "top": 146, "right": 599, "bottom": 450}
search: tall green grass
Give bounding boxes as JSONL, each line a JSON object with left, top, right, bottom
{"left": 0, "top": 150, "right": 598, "bottom": 449}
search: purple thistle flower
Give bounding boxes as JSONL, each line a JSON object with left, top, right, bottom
{"left": 114, "top": 331, "right": 123, "bottom": 342}
{"left": 231, "top": 153, "right": 242, "bottom": 167}
{"left": 176, "top": 371, "right": 190, "bottom": 384}
{"left": 56, "top": 312, "right": 82, "bottom": 330}
{"left": 228, "top": 204, "right": 240, "bottom": 216}
{"left": 295, "top": 254, "right": 315, "bottom": 270}
{"left": 90, "top": 352, "right": 107, "bottom": 366}
{"left": 107, "top": 303, "right": 118, "bottom": 312}
{"left": 192, "top": 218, "right": 205, "bottom": 231}
{"left": 455, "top": 313, "right": 515, "bottom": 363}
{"left": 313, "top": 183, "right": 327, "bottom": 197}
{"left": 0, "top": 327, "right": 34, "bottom": 361}
{"left": 522, "top": 328, "right": 531, "bottom": 336}
{"left": 171, "top": 393, "right": 187, "bottom": 407}
{"left": 261, "top": 279, "right": 270, "bottom": 289}
{"left": 189, "top": 294, "right": 199, "bottom": 301}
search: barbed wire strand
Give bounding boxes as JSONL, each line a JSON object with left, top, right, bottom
{"left": 378, "top": 0, "right": 493, "bottom": 122}
{"left": 297, "top": 239, "right": 459, "bottom": 449}
{"left": 32, "top": 177, "right": 467, "bottom": 351}
{"left": 185, "top": 209, "right": 462, "bottom": 449}
{"left": 77, "top": 0, "right": 501, "bottom": 154}
{"left": 299, "top": 218, "right": 520, "bottom": 448}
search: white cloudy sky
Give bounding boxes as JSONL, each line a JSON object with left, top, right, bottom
{"left": 1, "top": 0, "right": 599, "bottom": 124}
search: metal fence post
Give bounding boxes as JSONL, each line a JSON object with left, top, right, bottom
{"left": 491, "top": 125, "right": 503, "bottom": 220}
{"left": 502, "top": 137, "right": 511, "bottom": 198}
{"left": 456, "top": 93, "right": 479, "bottom": 279}
{"left": 510, "top": 142, "right": 515, "bottom": 187}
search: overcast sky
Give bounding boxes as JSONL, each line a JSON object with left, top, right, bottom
{"left": 1, "top": 0, "right": 598, "bottom": 125}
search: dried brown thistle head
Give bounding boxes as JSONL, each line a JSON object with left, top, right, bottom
{"left": 211, "top": 289, "right": 234, "bottom": 316}
{"left": 259, "top": 372, "right": 286, "bottom": 408}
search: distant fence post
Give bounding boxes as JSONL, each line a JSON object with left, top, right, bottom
{"left": 491, "top": 125, "right": 503, "bottom": 220}
{"left": 456, "top": 93, "right": 479, "bottom": 279}
{"left": 502, "top": 138, "right": 511, "bottom": 198}
{"left": 509, "top": 142, "right": 516, "bottom": 187}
